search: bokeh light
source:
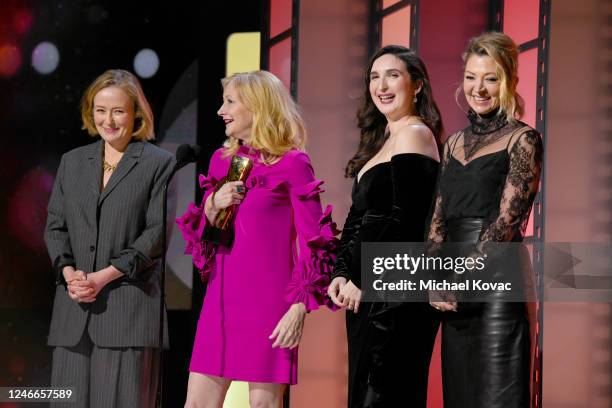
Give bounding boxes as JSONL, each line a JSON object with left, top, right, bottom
{"left": 7, "top": 166, "right": 54, "bottom": 253}
{"left": 31, "top": 41, "right": 60, "bottom": 75}
{"left": 12, "top": 8, "right": 33, "bottom": 35}
{"left": 0, "top": 43, "right": 22, "bottom": 77}
{"left": 134, "top": 48, "right": 160, "bottom": 78}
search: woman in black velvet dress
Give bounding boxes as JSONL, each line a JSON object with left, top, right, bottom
{"left": 427, "top": 32, "right": 543, "bottom": 407}
{"left": 327, "top": 45, "right": 442, "bottom": 408}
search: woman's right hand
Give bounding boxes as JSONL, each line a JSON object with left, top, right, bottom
{"left": 429, "top": 290, "right": 457, "bottom": 312}
{"left": 337, "top": 280, "right": 362, "bottom": 313}
{"left": 212, "top": 181, "right": 245, "bottom": 210}
{"left": 204, "top": 181, "right": 245, "bottom": 224}
{"left": 62, "top": 266, "right": 90, "bottom": 302}
{"left": 328, "top": 277, "right": 347, "bottom": 308}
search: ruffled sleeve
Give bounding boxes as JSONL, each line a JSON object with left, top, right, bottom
{"left": 285, "top": 152, "right": 340, "bottom": 311}
{"left": 175, "top": 151, "right": 222, "bottom": 281}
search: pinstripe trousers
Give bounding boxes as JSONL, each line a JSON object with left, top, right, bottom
{"left": 50, "top": 330, "right": 159, "bottom": 408}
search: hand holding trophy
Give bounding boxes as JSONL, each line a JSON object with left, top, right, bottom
{"left": 213, "top": 155, "right": 253, "bottom": 230}
{"left": 204, "top": 154, "right": 253, "bottom": 246}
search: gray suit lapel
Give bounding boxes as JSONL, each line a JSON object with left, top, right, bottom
{"left": 99, "top": 140, "right": 144, "bottom": 204}
{"left": 88, "top": 140, "right": 103, "bottom": 200}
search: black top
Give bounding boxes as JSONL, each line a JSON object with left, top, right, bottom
{"left": 333, "top": 153, "right": 439, "bottom": 287}
{"left": 428, "top": 110, "right": 544, "bottom": 248}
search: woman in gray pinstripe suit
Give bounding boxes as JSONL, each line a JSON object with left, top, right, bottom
{"left": 44, "top": 69, "right": 174, "bottom": 408}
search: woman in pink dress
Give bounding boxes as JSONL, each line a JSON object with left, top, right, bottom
{"left": 177, "top": 70, "right": 338, "bottom": 407}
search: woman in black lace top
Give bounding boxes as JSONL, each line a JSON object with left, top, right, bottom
{"left": 327, "top": 45, "right": 442, "bottom": 407}
{"left": 427, "top": 32, "right": 543, "bottom": 407}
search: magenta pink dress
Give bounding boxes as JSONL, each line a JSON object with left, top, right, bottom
{"left": 176, "top": 145, "right": 338, "bottom": 384}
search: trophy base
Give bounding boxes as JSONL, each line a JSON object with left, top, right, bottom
{"left": 203, "top": 225, "right": 235, "bottom": 247}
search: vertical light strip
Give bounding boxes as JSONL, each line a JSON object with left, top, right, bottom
{"left": 381, "top": 5, "right": 411, "bottom": 47}
{"left": 265, "top": 0, "right": 298, "bottom": 96}
{"left": 222, "top": 33, "right": 262, "bottom": 408}
{"left": 226, "top": 32, "right": 262, "bottom": 75}
{"left": 502, "top": 2, "right": 549, "bottom": 408}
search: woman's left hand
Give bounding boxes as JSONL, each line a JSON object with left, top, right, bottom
{"left": 269, "top": 303, "right": 307, "bottom": 349}
{"left": 68, "top": 266, "right": 123, "bottom": 303}
{"left": 69, "top": 272, "right": 105, "bottom": 303}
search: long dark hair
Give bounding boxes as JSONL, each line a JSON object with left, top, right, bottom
{"left": 345, "top": 45, "right": 443, "bottom": 178}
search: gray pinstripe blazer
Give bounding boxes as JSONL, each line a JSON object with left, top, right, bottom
{"left": 45, "top": 139, "right": 174, "bottom": 348}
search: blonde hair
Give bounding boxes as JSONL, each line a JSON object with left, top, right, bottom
{"left": 462, "top": 32, "right": 524, "bottom": 122}
{"left": 80, "top": 69, "right": 155, "bottom": 140}
{"left": 221, "top": 70, "right": 306, "bottom": 164}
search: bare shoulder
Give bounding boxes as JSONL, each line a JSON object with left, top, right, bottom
{"left": 392, "top": 124, "right": 439, "bottom": 161}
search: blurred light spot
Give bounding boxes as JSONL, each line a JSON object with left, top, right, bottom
{"left": 0, "top": 43, "right": 22, "bottom": 77}
{"left": 13, "top": 8, "right": 33, "bottom": 35}
{"left": 32, "top": 41, "right": 60, "bottom": 74}
{"left": 7, "top": 166, "right": 54, "bottom": 253}
{"left": 9, "top": 356, "right": 25, "bottom": 375}
{"left": 133, "top": 48, "right": 159, "bottom": 78}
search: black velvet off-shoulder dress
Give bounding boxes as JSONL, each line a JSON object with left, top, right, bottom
{"left": 332, "top": 153, "right": 440, "bottom": 408}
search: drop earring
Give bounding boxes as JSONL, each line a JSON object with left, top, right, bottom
{"left": 413, "top": 94, "right": 418, "bottom": 104}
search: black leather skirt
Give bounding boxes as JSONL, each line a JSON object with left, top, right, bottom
{"left": 441, "top": 218, "right": 531, "bottom": 408}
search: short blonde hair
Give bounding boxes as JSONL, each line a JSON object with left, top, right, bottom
{"left": 80, "top": 69, "right": 155, "bottom": 140}
{"left": 221, "top": 70, "right": 306, "bottom": 164}
{"left": 462, "top": 32, "right": 524, "bottom": 122}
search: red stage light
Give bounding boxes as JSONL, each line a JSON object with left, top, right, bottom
{"left": 7, "top": 166, "right": 54, "bottom": 252}
{"left": 0, "top": 43, "right": 22, "bottom": 77}
{"left": 9, "top": 355, "right": 26, "bottom": 376}
{"left": 13, "top": 8, "right": 33, "bottom": 35}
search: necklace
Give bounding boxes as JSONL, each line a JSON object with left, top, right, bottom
{"left": 103, "top": 160, "right": 118, "bottom": 172}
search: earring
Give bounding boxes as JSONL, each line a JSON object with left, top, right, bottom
{"left": 413, "top": 94, "right": 418, "bottom": 104}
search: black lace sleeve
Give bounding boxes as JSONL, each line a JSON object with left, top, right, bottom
{"left": 426, "top": 134, "right": 456, "bottom": 244}
{"left": 477, "top": 129, "right": 543, "bottom": 251}
{"left": 331, "top": 204, "right": 363, "bottom": 282}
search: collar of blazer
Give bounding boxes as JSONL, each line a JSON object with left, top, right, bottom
{"left": 88, "top": 139, "right": 145, "bottom": 204}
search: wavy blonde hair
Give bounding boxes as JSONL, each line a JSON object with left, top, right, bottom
{"left": 461, "top": 32, "right": 524, "bottom": 122}
{"left": 80, "top": 69, "right": 155, "bottom": 140}
{"left": 221, "top": 71, "right": 306, "bottom": 164}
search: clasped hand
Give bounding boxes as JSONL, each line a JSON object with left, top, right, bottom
{"left": 328, "top": 277, "right": 362, "bottom": 313}
{"left": 429, "top": 290, "right": 457, "bottom": 312}
{"left": 63, "top": 267, "right": 100, "bottom": 303}
{"left": 63, "top": 266, "right": 119, "bottom": 303}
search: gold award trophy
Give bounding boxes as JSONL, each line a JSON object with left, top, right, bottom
{"left": 214, "top": 155, "right": 253, "bottom": 230}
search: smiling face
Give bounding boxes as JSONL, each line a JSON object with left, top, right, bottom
{"left": 93, "top": 86, "right": 135, "bottom": 145}
{"left": 369, "top": 53, "right": 421, "bottom": 121}
{"left": 463, "top": 54, "right": 501, "bottom": 115}
{"left": 217, "top": 82, "right": 253, "bottom": 142}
